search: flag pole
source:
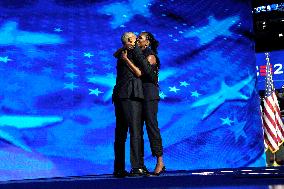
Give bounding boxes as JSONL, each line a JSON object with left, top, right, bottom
{"left": 262, "top": 52, "right": 284, "bottom": 166}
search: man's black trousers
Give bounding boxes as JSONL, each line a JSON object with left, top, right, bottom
{"left": 114, "top": 98, "right": 143, "bottom": 171}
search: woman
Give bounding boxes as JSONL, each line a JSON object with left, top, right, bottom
{"left": 121, "top": 32, "right": 165, "bottom": 175}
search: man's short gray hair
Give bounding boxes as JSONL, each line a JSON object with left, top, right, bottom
{"left": 121, "top": 32, "right": 136, "bottom": 44}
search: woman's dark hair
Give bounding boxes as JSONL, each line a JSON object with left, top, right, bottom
{"left": 141, "top": 32, "right": 160, "bottom": 84}
{"left": 142, "top": 32, "right": 159, "bottom": 55}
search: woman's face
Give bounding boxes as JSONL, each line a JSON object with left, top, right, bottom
{"left": 137, "top": 33, "right": 149, "bottom": 48}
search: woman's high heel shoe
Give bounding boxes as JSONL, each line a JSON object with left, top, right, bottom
{"left": 153, "top": 166, "right": 166, "bottom": 176}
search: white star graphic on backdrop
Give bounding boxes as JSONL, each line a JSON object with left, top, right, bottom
{"left": 98, "top": 0, "right": 153, "bottom": 28}
{"left": 54, "top": 27, "right": 63, "bottom": 32}
{"left": 169, "top": 86, "right": 180, "bottom": 93}
{"left": 0, "top": 56, "right": 12, "bottom": 63}
{"left": 191, "top": 76, "right": 254, "bottom": 119}
{"left": 84, "top": 52, "right": 94, "bottom": 58}
{"left": 65, "top": 72, "right": 78, "bottom": 79}
{"left": 87, "top": 75, "right": 115, "bottom": 101}
{"left": 229, "top": 118, "right": 246, "bottom": 141}
{"left": 191, "top": 91, "right": 201, "bottom": 98}
{"left": 180, "top": 81, "right": 189, "bottom": 87}
{"left": 220, "top": 117, "right": 234, "bottom": 126}
{"left": 64, "top": 82, "right": 78, "bottom": 91}
{"left": 89, "top": 88, "right": 103, "bottom": 96}
{"left": 184, "top": 15, "right": 239, "bottom": 45}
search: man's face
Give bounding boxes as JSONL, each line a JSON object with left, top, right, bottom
{"left": 126, "top": 35, "right": 137, "bottom": 46}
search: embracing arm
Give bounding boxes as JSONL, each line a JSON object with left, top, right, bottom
{"left": 113, "top": 47, "right": 124, "bottom": 58}
{"left": 114, "top": 43, "right": 135, "bottom": 58}
{"left": 132, "top": 45, "right": 157, "bottom": 82}
{"left": 121, "top": 50, "right": 142, "bottom": 77}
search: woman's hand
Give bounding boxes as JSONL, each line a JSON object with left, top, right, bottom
{"left": 121, "top": 50, "right": 128, "bottom": 60}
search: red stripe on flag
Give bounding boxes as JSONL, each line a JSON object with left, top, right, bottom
{"left": 263, "top": 120, "right": 278, "bottom": 143}
{"left": 264, "top": 131, "right": 277, "bottom": 152}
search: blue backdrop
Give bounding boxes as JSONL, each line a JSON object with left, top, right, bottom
{"left": 0, "top": 0, "right": 264, "bottom": 181}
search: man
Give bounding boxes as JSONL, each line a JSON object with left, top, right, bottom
{"left": 112, "top": 32, "right": 144, "bottom": 177}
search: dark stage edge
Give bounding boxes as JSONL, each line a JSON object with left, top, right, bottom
{"left": 1, "top": 167, "right": 284, "bottom": 189}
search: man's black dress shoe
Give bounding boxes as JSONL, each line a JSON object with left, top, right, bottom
{"left": 113, "top": 170, "right": 129, "bottom": 178}
{"left": 142, "top": 165, "right": 150, "bottom": 175}
{"left": 129, "top": 167, "right": 150, "bottom": 177}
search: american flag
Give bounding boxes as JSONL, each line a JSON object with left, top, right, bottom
{"left": 261, "top": 52, "right": 284, "bottom": 153}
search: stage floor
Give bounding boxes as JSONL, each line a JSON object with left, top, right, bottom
{"left": 1, "top": 167, "right": 284, "bottom": 189}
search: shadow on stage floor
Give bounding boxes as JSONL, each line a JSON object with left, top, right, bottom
{"left": 1, "top": 167, "right": 284, "bottom": 189}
